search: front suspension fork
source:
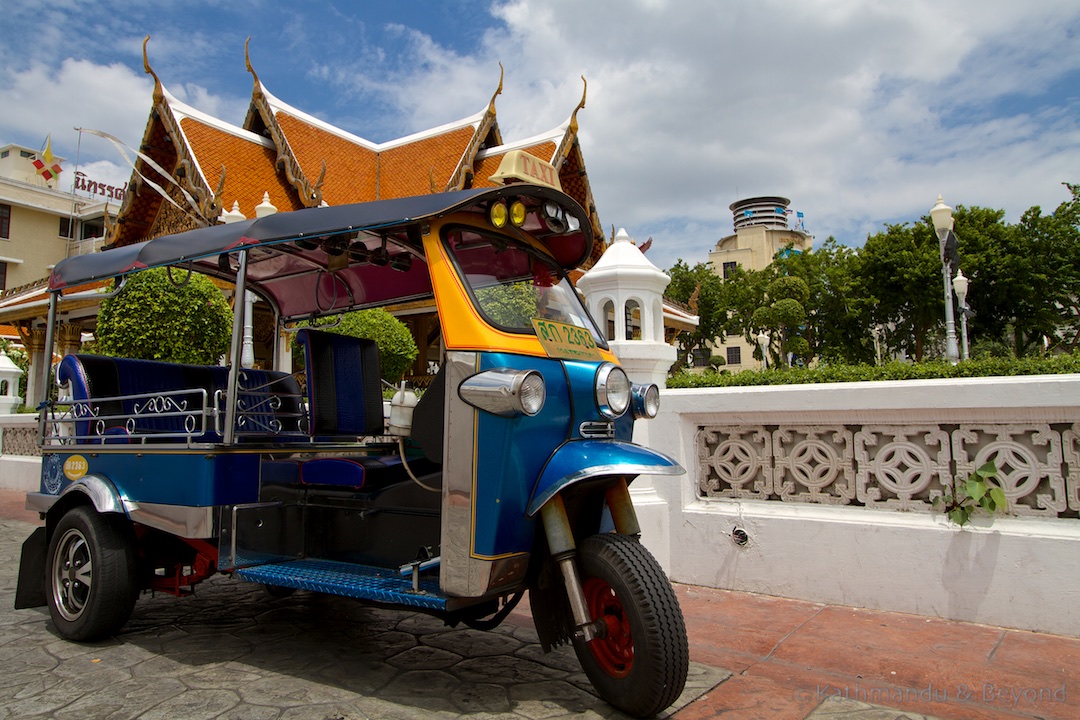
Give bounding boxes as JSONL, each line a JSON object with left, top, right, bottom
{"left": 539, "top": 478, "right": 640, "bottom": 642}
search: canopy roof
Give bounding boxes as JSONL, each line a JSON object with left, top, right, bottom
{"left": 50, "top": 186, "right": 593, "bottom": 321}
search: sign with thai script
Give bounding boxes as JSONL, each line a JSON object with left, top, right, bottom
{"left": 75, "top": 171, "right": 126, "bottom": 202}
{"left": 532, "top": 318, "right": 602, "bottom": 360}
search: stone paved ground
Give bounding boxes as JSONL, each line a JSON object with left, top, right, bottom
{"left": 3, "top": 492, "right": 1077, "bottom": 720}
{"left": 0, "top": 517, "right": 724, "bottom": 720}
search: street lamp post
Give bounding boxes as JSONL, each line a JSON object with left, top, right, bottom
{"left": 953, "top": 268, "right": 971, "bottom": 361}
{"left": 756, "top": 331, "right": 770, "bottom": 370}
{"left": 930, "top": 195, "right": 960, "bottom": 364}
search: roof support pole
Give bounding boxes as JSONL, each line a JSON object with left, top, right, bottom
{"left": 36, "top": 292, "right": 59, "bottom": 438}
{"left": 39, "top": 292, "right": 59, "bottom": 406}
{"left": 223, "top": 250, "right": 250, "bottom": 445}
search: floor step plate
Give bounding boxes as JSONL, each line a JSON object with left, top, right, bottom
{"left": 236, "top": 558, "right": 446, "bottom": 611}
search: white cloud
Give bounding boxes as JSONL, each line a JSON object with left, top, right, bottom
{"left": 3, "top": 0, "right": 1077, "bottom": 273}
{"left": 1, "top": 58, "right": 153, "bottom": 163}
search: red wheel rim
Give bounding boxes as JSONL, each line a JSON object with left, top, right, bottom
{"left": 583, "top": 576, "right": 633, "bottom": 677}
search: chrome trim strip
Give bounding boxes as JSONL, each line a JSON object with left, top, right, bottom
{"left": 440, "top": 351, "right": 480, "bottom": 596}
{"left": 123, "top": 500, "right": 216, "bottom": 538}
{"left": 26, "top": 492, "right": 58, "bottom": 514}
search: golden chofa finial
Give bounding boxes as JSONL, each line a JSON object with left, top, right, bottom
{"left": 488, "top": 62, "right": 504, "bottom": 113}
{"left": 142, "top": 36, "right": 164, "bottom": 100}
{"left": 569, "top": 76, "right": 587, "bottom": 133}
{"left": 244, "top": 36, "right": 260, "bottom": 85}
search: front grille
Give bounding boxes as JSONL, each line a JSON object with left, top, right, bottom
{"left": 579, "top": 421, "right": 614, "bottom": 439}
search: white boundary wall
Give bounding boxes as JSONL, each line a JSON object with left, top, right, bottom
{"left": 644, "top": 375, "right": 1080, "bottom": 637}
{"left": 0, "top": 414, "right": 40, "bottom": 492}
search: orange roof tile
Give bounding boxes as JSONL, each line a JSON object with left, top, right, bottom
{"left": 276, "top": 113, "right": 378, "bottom": 204}
{"left": 180, "top": 118, "right": 303, "bottom": 217}
{"left": 378, "top": 128, "right": 478, "bottom": 198}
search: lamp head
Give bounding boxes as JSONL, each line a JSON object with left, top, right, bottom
{"left": 930, "top": 194, "right": 954, "bottom": 236}
{"left": 952, "top": 268, "right": 969, "bottom": 303}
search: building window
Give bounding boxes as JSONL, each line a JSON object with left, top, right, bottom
{"left": 726, "top": 346, "right": 742, "bottom": 365}
{"left": 602, "top": 300, "right": 615, "bottom": 341}
{"left": 691, "top": 348, "right": 710, "bottom": 367}
{"left": 0, "top": 150, "right": 8, "bottom": 159}
{"left": 624, "top": 299, "right": 642, "bottom": 340}
{"left": 0, "top": 204, "right": 10, "bottom": 239}
{"left": 60, "top": 217, "right": 74, "bottom": 239}
{"left": 81, "top": 217, "right": 105, "bottom": 240}
{"left": 0, "top": 262, "right": 7, "bottom": 291}
{"left": 19, "top": 150, "right": 33, "bottom": 159}
{"left": 722, "top": 261, "right": 738, "bottom": 279}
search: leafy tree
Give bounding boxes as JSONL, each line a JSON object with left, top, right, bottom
{"left": 858, "top": 220, "right": 942, "bottom": 361}
{"left": 773, "top": 238, "right": 873, "bottom": 364}
{"left": 299, "top": 309, "right": 418, "bottom": 384}
{"left": 719, "top": 264, "right": 775, "bottom": 362}
{"left": 95, "top": 268, "right": 232, "bottom": 364}
{"left": 1011, "top": 184, "right": 1080, "bottom": 353}
{"left": 665, "top": 260, "right": 728, "bottom": 372}
{"left": 723, "top": 267, "right": 812, "bottom": 367}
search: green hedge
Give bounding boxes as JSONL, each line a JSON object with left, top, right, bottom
{"left": 666, "top": 353, "right": 1080, "bottom": 388}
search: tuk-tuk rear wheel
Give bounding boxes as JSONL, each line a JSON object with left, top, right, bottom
{"left": 46, "top": 506, "right": 138, "bottom": 642}
{"left": 572, "top": 533, "right": 689, "bottom": 718}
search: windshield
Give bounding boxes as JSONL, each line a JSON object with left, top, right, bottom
{"left": 444, "top": 227, "right": 607, "bottom": 348}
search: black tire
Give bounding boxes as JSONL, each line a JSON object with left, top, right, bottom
{"left": 46, "top": 506, "right": 138, "bottom": 641}
{"left": 573, "top": 533, "right": 689, "bottom": 718}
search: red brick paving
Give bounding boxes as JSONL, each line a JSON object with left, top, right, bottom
{"left": 671, "top": 584, "right": 1078, "bottom": 720}
{"left": 0, "top": 488, "right": 40, "bottom": 524}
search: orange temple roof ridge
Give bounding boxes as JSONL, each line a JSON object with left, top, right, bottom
{"left": 107, "top": 38, "right": 605, "bottom": 265}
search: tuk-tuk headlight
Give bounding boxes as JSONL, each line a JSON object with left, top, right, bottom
{"left": 489, "top": 201, "right": 509, "bottom": 229}
{"left": 510, "top": 200, "right": 528, "bottom": 227}
{"left": 595, "top": 363, "right": 631, "bottom": 419}
{"left": 459, "top": 368, "right": 546, "bottom": 417}
{"left": 631, "top": 383, "right": 660, "bottom": 419}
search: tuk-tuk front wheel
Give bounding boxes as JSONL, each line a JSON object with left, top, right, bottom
{"left": 46, "top": 506, "right": 138, "bottom": 641}
{"left": 573, "top": 533, "right": 689, "bottom": 718}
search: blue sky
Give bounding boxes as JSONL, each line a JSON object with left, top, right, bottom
{"left": 2, "top": 0, "right": 1078, "bottom": 271}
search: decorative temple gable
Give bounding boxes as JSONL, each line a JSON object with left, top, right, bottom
{"left": 109, "top": 37, "right": 606, "bottom": 263}
{"left": 243, "top": 39, "right": 324, "bottom": 208}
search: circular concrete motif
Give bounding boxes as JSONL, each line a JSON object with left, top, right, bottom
{"left": 872, "top": 443, "right": 934, "bottom": 497}
{"left": 787, "top": 439, "right": 839, "bottom": 490}
{"left": 710, "top": 439, "right": 758, "bottom": 486}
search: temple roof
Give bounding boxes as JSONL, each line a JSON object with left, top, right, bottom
{"left": 108, "top": 39, "right": 605, "bottom": 265}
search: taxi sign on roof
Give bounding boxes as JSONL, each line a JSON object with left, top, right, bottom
{"left": 488, "top": 150, "right": 562, "bottom": 192}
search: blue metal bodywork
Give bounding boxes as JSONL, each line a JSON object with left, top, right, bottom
{"left": 470, "top": 353, "right": 569, "bottom": 558}
{"left": 526, "top": 440, "right": 683, "bottom": 516}
{"left": 468, "top": 353, "right": 684, "bottom": 557}
{"left": 40, "top": 451, "right": 260, "bottom": 508}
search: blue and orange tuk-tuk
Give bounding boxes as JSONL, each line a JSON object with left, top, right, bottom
{"left": 15, "top": 163, "right": 688, "bottom": 717}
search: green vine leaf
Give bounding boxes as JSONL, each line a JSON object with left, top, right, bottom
{"left": 937, "top": 462, "right": 1005, "bottom": 527}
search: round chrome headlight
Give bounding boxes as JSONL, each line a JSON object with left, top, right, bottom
{"left": 518, "top": 371, "right": 546, "bottom": 416}
{"left": 631, "top": 383, "right": 660, "bottom": 419}
{"left": 596, "top": 363, "right": 631, "bottom": 419}
{"left": 458, "top": 368, "right": 546, "bottom": 417}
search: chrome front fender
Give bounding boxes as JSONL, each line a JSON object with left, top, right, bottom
{"left": 526, "top": 440, "right": 684, "bottom": 516}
